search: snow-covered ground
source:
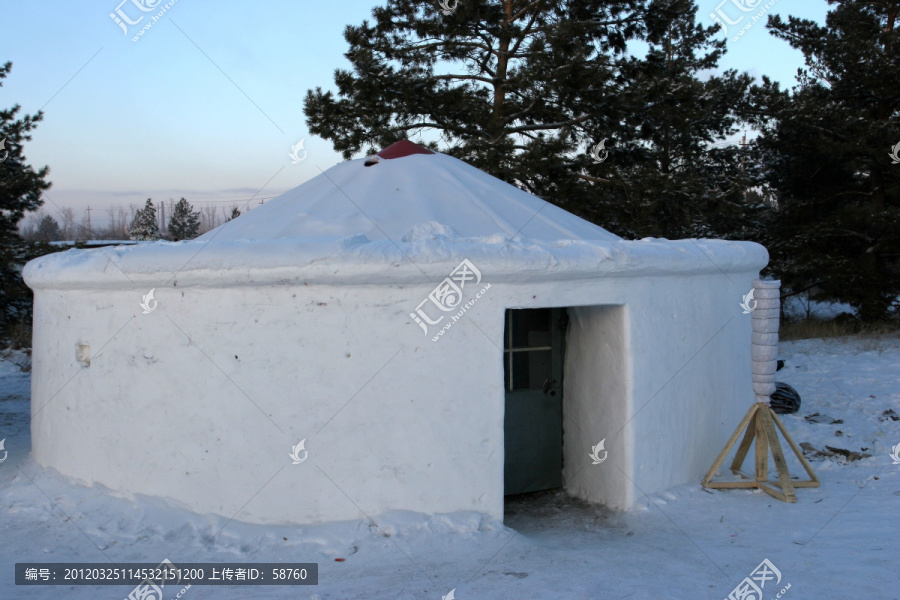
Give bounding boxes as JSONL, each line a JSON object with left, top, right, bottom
{"left": 1, "top": 336, "right": 898, "bottom": 600}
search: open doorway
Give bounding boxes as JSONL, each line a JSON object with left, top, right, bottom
{"left": 503, "top": 307, "right": 568, "bottom": 496}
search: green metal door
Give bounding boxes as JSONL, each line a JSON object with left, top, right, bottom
{"left": 503, "top": 308, "right": 567, "bottom": 496}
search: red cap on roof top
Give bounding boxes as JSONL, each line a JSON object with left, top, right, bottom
{"left": 376, "top": 140, "right": 434, "bottom": 159}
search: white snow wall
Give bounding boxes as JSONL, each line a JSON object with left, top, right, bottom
{"left": 563, "top": 305, "right": 631, "bottom": 508}
{"left": 29, "top": 272, "right": 759, "bottom": 525}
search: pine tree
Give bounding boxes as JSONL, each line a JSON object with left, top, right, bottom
{"left": 129, "top": 199, "right": 161, "bottom": 241}
{"left": 227, "top": 206, "right": 241, "bottom": 221}
{"left": 167, "top": 197, "right": 200, "bottom": 240}
{"left": 585, "top": 0, "right": 757, "bottom": 239}
{"left": 303, "top": 0, "right": 647, "bottom": 213}
{"left": 0, "top": 61, "right": 53, "bottom": 340}
{"left": 750, "top": 0, "right": 900, "bottom": 321}
{"left": 36, "top": 215, "right": 62, "bottom": 241}
{"left": 303, "top": 0, "right": 757, "bottom": 240}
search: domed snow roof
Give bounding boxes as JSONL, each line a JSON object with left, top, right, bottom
{"left": 201, "top": 140, "right": 620, "bottom": 244}
{"left": 24, "top": 140, "right": 769, "bottom": 289}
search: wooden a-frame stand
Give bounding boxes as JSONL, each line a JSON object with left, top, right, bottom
{"left": 702, "top": 402, "right": 819, "bottom": 502}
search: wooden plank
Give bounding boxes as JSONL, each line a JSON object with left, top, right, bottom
{"left": 757, "top": 480, "right": 793, "bottom": 503}
{"left": 733, "top": 469, "right": 754, "bottom": 481}
{"left": 759, "top": 407, "right": 797, "bottom": 502}
{"left": 702, "top": 404, "right": 759, "bottom": 486}
{"left": 770, "top": 409, "right": 820, "bottom": 486}
{"left": 729, "top": 415, "right": 757, "bottom": 473}
{"left": 755, "top": 411, "right": 768, "bottom": 482}
{"left": 706, "top": 479, "right": 817, "bottom": 493}
{"left": 705, "top": 480, "right": 760, "bottom": 489}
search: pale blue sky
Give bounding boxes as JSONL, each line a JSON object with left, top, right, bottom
{"left": 0, "top": 0, "right": 828, "bottom": 228}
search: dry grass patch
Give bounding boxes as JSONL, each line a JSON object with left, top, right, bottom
{"left": 780, "top": 319, "right": 899, "bottom": 341}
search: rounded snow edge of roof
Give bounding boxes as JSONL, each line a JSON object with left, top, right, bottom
{"left": 23, "top": 238, "right": 768, "bottom": 290}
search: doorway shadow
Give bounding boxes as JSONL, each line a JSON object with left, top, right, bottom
{"left": 504, "top": 488, "right": 617, "bottom": 538}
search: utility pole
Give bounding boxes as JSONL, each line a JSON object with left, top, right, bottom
{"left": 740, "top": 132, "right": 748, "bottom": 202}
{"left": 85, "top": 206, "right": 93, "bottom": 240}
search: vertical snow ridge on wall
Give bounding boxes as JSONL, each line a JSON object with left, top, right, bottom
{"left": 751, "top": 279, "right": 781, "bottom": 403}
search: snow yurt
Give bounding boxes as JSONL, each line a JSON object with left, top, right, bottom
{"left": 24, "top": 141, "right": 768, "bottom": 525}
